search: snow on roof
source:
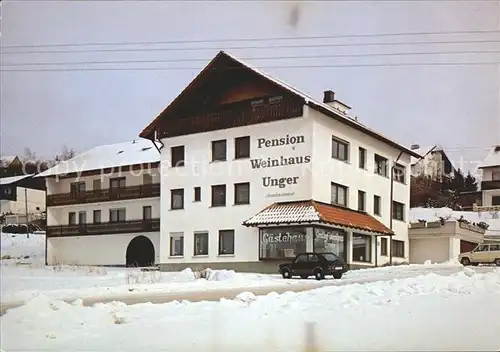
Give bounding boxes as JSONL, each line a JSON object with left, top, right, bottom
{"left": 410, "top": 207, "right": 500, "bottom": 237}
{"left": 0, "top": 156, "right": 19, "bottom": 165}
{"left": 37, "top": 139, "right": 160, "bottom": 177}
{"left": 0, "top": 174, "right": 35, "bottom": 185}
{"left": 478, "top": 145, "right": 500, "bottom": 169}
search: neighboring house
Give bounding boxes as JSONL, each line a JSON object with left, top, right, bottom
{"left": 139, "top": 50, "right": 420, "bottom": 272}
{"left": 409, "top": 219, "right": 486, "bottom": 264}
{"left": 410, "top": 145, "right": 455, "bottom": 180}
{"left": 0, "top": 155, "right": 44, "bottom": 178}
{"left": 478, "top": 145, "right": 500, "bottom": 207}
{"left": 0, "top": 174, "right": 46, "bottom": 223}
{"left": 37, "top": 140, "right": 161, "bottom": 267}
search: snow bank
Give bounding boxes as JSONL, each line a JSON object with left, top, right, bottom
{"left": 0, "top": 232, "right": 45, "bottom": 263}
{"left": 2, "top": 269, "right": 499, "bottom": 351}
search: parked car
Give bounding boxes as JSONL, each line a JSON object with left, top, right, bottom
{"left": 278, "top": 252, "right": 348, "bottom": 280}
{"left": 458, "top": 243, "right": 500, "bottom": 266}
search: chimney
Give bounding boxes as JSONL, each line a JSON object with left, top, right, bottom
{"left": 322, "top": 90, "right": 351, "bottom": 114}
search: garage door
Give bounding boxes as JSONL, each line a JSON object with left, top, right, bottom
{"left": 460, "top": 240, "right": 477, "bottom": 253}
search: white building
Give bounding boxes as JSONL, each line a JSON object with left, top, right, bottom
{"left": 478, "top": 145, "right": 500, "bottom": 207}
{"left": 139, "top": 51, "right": 421, "bottom": 272}
{"left": 37, "top": 140, "right": 161, "bottom": 266}
{"left": 410, "top": 145, "right": 455, "bottom": 180}
{"left": 0, "top": 174, "right": 46, "bottom": 223}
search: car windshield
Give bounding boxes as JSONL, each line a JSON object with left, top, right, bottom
{"left": 321, "top": 253, "right": 339, "bottom": 261}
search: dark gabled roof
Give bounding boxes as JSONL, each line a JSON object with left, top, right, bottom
{"left": 140, "top": 51, "right": 421, "bottom": 159}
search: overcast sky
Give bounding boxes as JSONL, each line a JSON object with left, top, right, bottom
{"left": 1, "top": 0, "right": 499, "bottom": 174}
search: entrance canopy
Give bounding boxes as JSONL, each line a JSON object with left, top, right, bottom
{"left": 243, "top": 199, "right": 393, "bottom": 236}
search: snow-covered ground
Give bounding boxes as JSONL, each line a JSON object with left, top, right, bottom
{"left": 2, "top": 230, "right": 500, "bottom": 350}
{"left": 2, "top": 268, "right": 499, "bottom": 351}
{"left": 410, "top": 206, "right": 500, "bottom": 236}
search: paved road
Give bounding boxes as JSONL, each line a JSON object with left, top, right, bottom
{"left": 1, "top": 265, "right": 496, "bottom": 315}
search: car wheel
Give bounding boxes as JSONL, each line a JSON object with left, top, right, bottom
{"left": 314, "top": 269, "right": 325, "bottom": 280}
{"left": 281, "top": 269, "right": 292, "bottom": 279}
{"left": 300, "top": 275, "right": 309, "bottom": 279}
{"left": 461, "top": 257, "right": 471, "bottom": 266}
{"left": 494, "top": 258, "right": 500, "bottom": 267}
{"left": 333, "top": 272, "right": 342, "bottom": 279}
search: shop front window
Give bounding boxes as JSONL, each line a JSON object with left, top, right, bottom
{"left": 313, "top": 228, "right": 346, "bottom": 261}
{"left": 259, "top": 228, "right": 307, "bottom": 259}
{"left": 352, "top": 233, "right": 372, "bottom": 262}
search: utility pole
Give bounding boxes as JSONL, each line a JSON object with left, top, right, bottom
{"left": 24, "top": 188, "right": 29, "bottom": 238}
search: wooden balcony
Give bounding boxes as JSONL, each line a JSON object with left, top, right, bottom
{"left": 46, "top": 218, "right": 160, "bottom": 237}
{"left": 481, "top": 180, "right": 500, "bottom": 191}
{"left": 47, "top": 183, "right": 160, "bottom": 206}
{"left": 160, "top": 97, "right": 304, "bottom": 138}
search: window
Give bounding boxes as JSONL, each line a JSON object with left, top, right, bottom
{"left": 170, "top": 233, "right": 184, "bottom": 256}
{"left": 235, "top": 136, "right": 250, "bottom": 159}
{"left": 381, "top": 237, "right": 388, "bottom": 256}
{"left": 331, "top": 182, "right": 348, "bottom": 206}
{"left": 359, "top": 147, "right": 367, "bottom": 169}
{"left": 475, "top": 244, "right": 489, "bottom": 252}
{"left": 93, "top": 210, "right": 101, "bottom": 224}
{"left": 212, "top": 140, "right": 227, "bottom": 161}
{"left": 392, "top": 239, "right": 405, "bottom": 258}
{"left": 171, "top": 146, "right": 185, "bottom": 167}
{"left": 194, "top": 232, "right": 209, "bottom": 256}
{"left": 392, "top": 201, "right": 405, "bottom": 221}
{"left": 490, "top": 244, "right": 500, "bottom": 251}
{"left": 70, "top": 181, "right": 85, "bottom": 194}
{"left": 211, "top": 185, "right": 226, "bottom": 207}
{"left": 78, "top": 211, "right": 87, "bottom": 225}
{"left": 143, "top": 206, "right": 152, "bottom": 220}
{"left": 219, "top": 230, "right": 235, "bottom": 255}
{"left": 492, "top": 171, "right": 500, "bottom": 181}
{"left": 332, "top": 137, "right": 349, "bottom": 161}
{"left": 374, "top": 195, "right": 381, "bottom": 216}
{"left": 358, "top": 190, "right": 366, "bottom": 211}
{"left": 352, "top": 233, "right": 372, "bottom": 262}
{"left": 110, "top": 177, "right": 126, "bottom": 189}
{"left": 93, "top": 179, "right": 101, "bottom": 190}
{"left": 260, "top": 228, "right": 307, "bottom": 259}
{"left": 492, "top": 196, "right": 500, "bottom": 206}
{"left": 313, "top": 228, "right": 345, "bottom": 260}
{"left": 171, "top": 189, "right": 184, "bottom": 209}
{"left": 194, "top": 187, "right": 201, "bottom": 202}
{"left": 143, "top": 174, "right": 153, "bottom": 185}
{"left": 393, "top": 163, "right": 405, "bottom": 183}
{"left": 68, "top": 212, "right": 76, "bottom": 225}
{"left": 234, "top": 182, "right": 250, "bottom": 205}
{"left": 374, "top": 154, "right": 388, "bottom": 177}
{"left": 110, "top": 208, "right": 126, "bottom": 222}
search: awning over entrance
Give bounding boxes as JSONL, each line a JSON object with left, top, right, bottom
{"left": 243, "top": 200, "right": 393, "bottom": 235}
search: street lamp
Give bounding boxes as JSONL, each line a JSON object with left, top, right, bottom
{"left": 389, "top": 144, "right": 420, "bottom": 266}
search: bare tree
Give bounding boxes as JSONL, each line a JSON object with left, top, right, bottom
{"left": 55, "top": 145, "right": 76, "bottom": 162}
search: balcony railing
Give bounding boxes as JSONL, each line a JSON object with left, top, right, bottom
{"left": 47, "top": 183, "right": 160, "bottom": 206}
{"left": 160, "top": 98, "right": 304, "bottom": 138}
{"left": 46, "top": 218, "right": 160, "bottom": 237}
{"left": 481, "top": 180, "right": 500, "bottom": 191}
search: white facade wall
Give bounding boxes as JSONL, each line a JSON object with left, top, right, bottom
{"left": 309, "top": 109, "right": 411, "bottom": 265}
{"left": 47, "top": 232, "right": 160, "bottom": 266}
{"left": 481, "top": 166, "right": 500, "bottom": 206}
{"left": 160, "top": 116, "right": 312, "bottom": 264}
{"left": 160, "top": 106, "right": 412, "bottom": 266}
{"left": 0, "top": 187, "right": 45, "bottom": 217}
{"left": 45, "top": 169, "right": 160, "bottom": 266}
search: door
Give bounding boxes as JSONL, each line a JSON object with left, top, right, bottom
{"left": 292, "top": 254, "right": 308, "bottom": 275}
{"left": 142, "top": 206, "right": 153, "bottom": 231}
{"left": 471, "top": 244, "right": 490, "bottom": 263}
{"left": 78, "top": 211, "right": 87, "bottom": 233}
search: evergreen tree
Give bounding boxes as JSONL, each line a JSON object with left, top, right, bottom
{"left": 464, "top": 171, "right": 478, "bottom": 191}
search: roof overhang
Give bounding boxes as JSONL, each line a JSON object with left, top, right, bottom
{"left": 243, "top": 200, "right": 394, "bottom": 236}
